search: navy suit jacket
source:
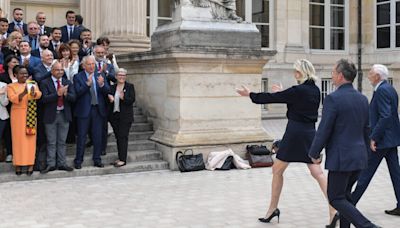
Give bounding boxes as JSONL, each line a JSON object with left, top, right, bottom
{"left": 96, "top": 61, "right": 116, "bottom": 84}
{"left": 33, "top": 63, "right": 52, "bottom": 83}
{"left": 309, "top": 83, "right": 369, "bottom": 171}
{"left": 40, "top": 76, "right": 76, "bottom": 124}
{"left": 60, "top": 25, "right": 81, "bottom": 43}
{"left": 370, "top": 80, "right": 400, "bottom": 149}
{"left": 73, "top": 71, "right": 110, "bottom": 118}
{"left": 8, "top": 22, "right": 28, "bottom": 35}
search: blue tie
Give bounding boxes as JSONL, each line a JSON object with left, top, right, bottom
{"left": 69, "top": 27, "right": 73, "bottom": 40}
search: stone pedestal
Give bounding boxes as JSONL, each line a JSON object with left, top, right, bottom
{"left": 118, "top": 0, "right": 274, "bottom": 170}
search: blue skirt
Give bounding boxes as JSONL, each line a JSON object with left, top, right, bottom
{"left": 276, "top": 120, "right": 315, "bottom": 164}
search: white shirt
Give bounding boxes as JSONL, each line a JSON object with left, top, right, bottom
{"left": 20, "top": 54, "right": 31, "bottom": 63}
{"left": 113, "top": 89, "right": 120, "bottom": 113}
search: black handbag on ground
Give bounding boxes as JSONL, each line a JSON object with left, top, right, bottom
{"left": 175, "top": 149, "right": 205, "bottom": 172}
{"left": 215, "top": 156, "right": 235, "bottom": 170}
{"left": 246, "top": 145, "right": 274, "bottom": 168}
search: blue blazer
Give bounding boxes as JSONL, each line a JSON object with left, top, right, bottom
{"left": 73, "top": 71, "right": 110, "bottom": 118}
{"left": 370, "top": 80, "right": 400, "bottom": 149}
{"left": 60, "top": 25, "right": 81, "bottom": 43}
{"left": 40, "top": 76, "right": 76, "bottom": 123}
{"left": 20, "top": 55, "right": 42, "bottom": 76}
{"left": 309, "top": 83, "right": 369, "bottom": 171}
{"left": 33, "top": 63, "right": 52, "bottom": 83}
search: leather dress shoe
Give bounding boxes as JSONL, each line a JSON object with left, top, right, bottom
{"left": 385, "top": 207, "right": 400, "bottom": 216}
{"left": 74, "top": 164, "right": 82, "bottom": 169}
{"left": 94, "top": 163, "right": 104, "bottom": 168}
{"left": 40, "top": 166, "right": 56, "bottom": 174}
{"left": 58, "top": 166, "right": 74, "bottom": 172}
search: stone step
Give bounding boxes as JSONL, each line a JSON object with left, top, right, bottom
{"left": 65, "top": 140, "right": 156, "bottom": 155}
{"left": 133, "top": 114, "right": 147, "bottom": 123}
{"left": 108, "top": 131, "right": 154, "bottom": 142}
{"left": 0, "top": 160, "right": 169, "bottom": 183}
{"left": 0, "top": 150, "right": 162, "bottom": 172}
{"left": 133, "top": 107, "right": 142, "bottom": 115}
{"left": 131, "top": 122, "right": 153, "bottom": 132}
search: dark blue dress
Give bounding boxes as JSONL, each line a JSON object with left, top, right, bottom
{"left": 250, "top": 80, "right": 321, "bottom": 163}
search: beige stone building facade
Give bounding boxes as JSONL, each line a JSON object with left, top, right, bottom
{"left": 3, "top": 0, "right": 399, "bottom": 116}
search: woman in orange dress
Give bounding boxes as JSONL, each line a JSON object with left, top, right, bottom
{"left": 7, "top": 66, "right": 41, "bottom": 175}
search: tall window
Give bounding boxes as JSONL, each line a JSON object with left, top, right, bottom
{"left": 309, "top": 0, "right": 346, "bottom": 50}
{"left": 252, "top": 0, "right": 271, "bottom": 48}
{"left": 388, "top": 77, "right": 394, "bottom": 85}
{"left": 321, "top": 78, "right": 334, "bottom": 104}
{"left": 147, "top": 0, "right": 173, "bottom": 36}
{"left": 376, "top": 0, "right": 400, "bottom": 49}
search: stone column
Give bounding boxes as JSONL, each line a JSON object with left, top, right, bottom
{"left": 0, "top": 0, "right": 10, "bottom": 19}
{"left": 80, "top": 0, "right": 104, "bottom": 39}
{"left": 102, "top": 0, "right": 150, "bottom": 53}
{"left": 284, "top": 0, "right": 306, "bottom": 53}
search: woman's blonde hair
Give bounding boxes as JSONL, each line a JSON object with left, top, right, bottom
{"left": 293, "top": 59, "right": 318, "bottom": 84}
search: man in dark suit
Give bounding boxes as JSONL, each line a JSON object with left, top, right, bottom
{"left": 60, "top": 10, "right": 81, "bottom": 43}
{"left": 7, "top": 8, "right": 28, "bottom": 35}
{"left": 0, "top": 17, "right": 9, "bottom": 40}
{"left": 40, "top": 61, "right": 75, "bottom": 173}
{"left": 351, "top": 64, "right": 400, "bottom": 216}
{"left": 78, "top": 28, "right": 94, "bottom": 60}
{"left": 309, "top": 59, "right": 381, "bottom": 228}
{"left": 73, "top": 55, "right": 110, "bottom": 169}
{"left": 36, "top": 12, "right": 52, "bottom": 36}
{"left": 48, "top": 27, "right": 62, "bottom": 53}
{"left": 31, "top": 35, "right": 58, "bottom": 59}
{"left": 33, "top": 49, "right": 54, "bottom": 83}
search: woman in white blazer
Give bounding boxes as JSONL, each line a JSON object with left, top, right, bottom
{"left": 0, "top": 81, "right": 9, "bottom": 156}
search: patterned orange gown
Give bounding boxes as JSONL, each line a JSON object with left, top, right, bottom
{"left": 7, "top": 83, "right": 42, "bottom": 166}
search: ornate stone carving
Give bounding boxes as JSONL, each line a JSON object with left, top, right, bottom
{"left": 175, "top": 0, "right": 243, "bottom": 22}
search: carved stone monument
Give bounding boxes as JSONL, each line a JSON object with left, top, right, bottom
{"left": 118, "top": 0, "right": 274, "bottom": 170}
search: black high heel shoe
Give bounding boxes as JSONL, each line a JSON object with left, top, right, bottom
{"left": 258, "top": 208, "right": 280, "bottom": 223}
{"left": 326, "top": 213, "right": 339, "bottom": 228}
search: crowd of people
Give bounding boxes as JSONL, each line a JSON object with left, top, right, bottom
{"left": 0, "top": 8, "right": 135, "bottom": 175}
{"left": 237, "top": 59, "right": 400, "bottom": 227}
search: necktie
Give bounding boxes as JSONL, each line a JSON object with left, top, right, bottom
{"left": 69, "top": 26, "right": 73, "bottom": 40}
{"left": 31, "top": 37, "right": 36, "bottom": 49}
{"left": 98, "top": 62, "right": 102, "bottom": 72}
{"left": 90, "top": 75, "right": 98, "bottom": 105}
{"left": 17, "top": 22, "right": 22, "bottom": 30}
{"left": 54, "top": 43, "right": 58, "bottom": 49}
{"left": 57, "top": 79, "right": 64, "bottom": 107}
{"left": 40, "top": 26, "right": 44, "bottom": 35}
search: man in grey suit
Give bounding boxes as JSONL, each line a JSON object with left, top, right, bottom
{"left": 40, "top": 61, "right": 75, "bottom": 173}
{"left": 309, "top": 59, "right": 380, "bottom": 228}
{"left": 352, "top": 64, "right": 400, "bottom": 216}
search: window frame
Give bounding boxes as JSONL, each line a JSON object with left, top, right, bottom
{"left": 309, "top": 0, "right": 349, "bottom": 53}
{"left": 374, "top": 0, "right": 400, "bottom": 50}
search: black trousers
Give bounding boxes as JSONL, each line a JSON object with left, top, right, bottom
{"left": 328, "top": 171, "right": 375, "bottom": 228}
{"left": 109, "top": 112, "right": 132, "bottom": 162}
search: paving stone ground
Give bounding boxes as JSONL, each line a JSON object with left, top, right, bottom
{"left": 0, "top": 118, "right": 398, "bottom": 228}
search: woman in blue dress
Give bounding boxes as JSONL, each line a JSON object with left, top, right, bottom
{"left": 237, "top": 59, "right": 337, "bottom": 227}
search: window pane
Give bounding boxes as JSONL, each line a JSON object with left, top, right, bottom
{"left": 331, "top": 0, "right": 344, "bottom": 4}
{"left": 330, "top": 29, "right": 344, "bottom": 50}
{"left": 256, "top": 25, "right": 269, "bottom": 48}
{"left": 310, "top": 28, "right": 324, "bottom": 49}
{"left": 146, "top": 18, "right": 150, "bottom": 37}
{"left": 331, "top": 6, "right": 344, "bottom": 27}
{"left": 377, "top": 27, "right": 390, "bottom": 48}
{"left": 311, "top": 0, "right": 324, "bottom": 3}
{"left": 310, "top": 4, "right": 324, "bottom": 26}
{"left": 377, "top": 3, "right": 390, "bottom": 25}
{"left": 252, "top": 0, "right": 269, "bottom": 23}
{"left": 158, "top": 0, "right": 172, "bottom": 17}
{"left": 397, "top": 26, "right": 400, "bottom": 47}
{"left": 397, "top": 2, "right": 400, "bottom": 23}
{"left": 158, "top": 19, "right": 172, "bottom": 26}
{"left": 147, "top": 0, "right": 150, "bottom": 17}
{"left": 377, "top": 0, "right": 389, "bottom": 2}
{"left": 236, "top": 0, "right": 246, "bottom": 19}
